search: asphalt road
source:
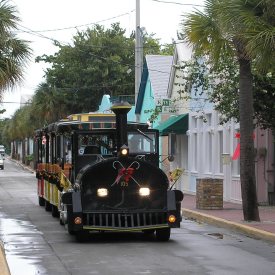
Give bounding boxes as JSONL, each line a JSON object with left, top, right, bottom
{"left": 0, "top": 158, "right": 275, "bottom": 275}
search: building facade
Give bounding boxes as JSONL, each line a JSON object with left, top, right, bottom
{"left": 159, "top": 41, "right": 275, "bottom": 205}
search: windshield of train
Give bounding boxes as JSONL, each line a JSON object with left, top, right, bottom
{"left": 78, "top": 134, "right": 115, "bottom": 155}
{"left": 128, "top": 131, "right": 156, "bottom": 154}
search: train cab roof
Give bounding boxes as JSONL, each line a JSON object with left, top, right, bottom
{"left": 50, "top": 121, "right": 155, "bottom": 134}
{"left": 35, "top": 114, "right": 157, "bottom": 136}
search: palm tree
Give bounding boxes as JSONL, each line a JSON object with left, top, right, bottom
{"left": 181, "top": 0, "right": 274, "bottom": 221}
{"left": 31, "top": 83, "right": 68, "bottom": 126}
{"left": 0, "top": 0, "right": 31, "bottom": 97}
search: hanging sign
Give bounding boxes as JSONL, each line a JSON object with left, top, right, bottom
{"left": 156, "top": 98, "right": 175, "bottom": 114}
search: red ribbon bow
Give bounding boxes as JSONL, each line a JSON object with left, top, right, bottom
{"left": 115, "top": 167, "right": 135, "bottom": 184}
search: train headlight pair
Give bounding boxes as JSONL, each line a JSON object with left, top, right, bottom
{"left": 97, "top": 188, "right": 108, "bottom": 197}
{"left": 98, "top": 187, "right": 150, "bottom": 197}
{"left": 139, "top": 187, "right": 150, "bottom": 197}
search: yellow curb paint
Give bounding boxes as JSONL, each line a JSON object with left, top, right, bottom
{"left": 0, "top": 242, "right": 10, "bottom": 275}
{"left": 182, "top": 208, "right": 275, "bottom": 243}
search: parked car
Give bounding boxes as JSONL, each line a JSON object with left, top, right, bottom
{"left": 0, "top": 155, "right": 4, "bottom": 170}
{"left": 0, "top": 145, "right": 5, "bottom": 159}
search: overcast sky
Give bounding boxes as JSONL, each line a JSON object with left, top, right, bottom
{"left": 1, "top": 0, "right": 204, "bottom": 118}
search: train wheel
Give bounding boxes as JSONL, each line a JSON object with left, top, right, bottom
{"left": 66, "top": 206, "right": 75, "bottom": 235}
{"left": 38, "top": 196, "right": 45, "bottom": 206}
{"left": 156, "top": 228, "right": 171, "bottom": 241}
{"left": 59, "top": 210, "right": 65, "bottom": 225}
{"left": 60, "top": 218, "right": 65, "bottom": 226}
{"left": 59, "top": 205, "right": 66, "bottom": 225}
{"left": 52, "top": 205, "right": 59, "bottom": 218}
{"left": 45, "top": 200, "right": 52, "bottom": 212}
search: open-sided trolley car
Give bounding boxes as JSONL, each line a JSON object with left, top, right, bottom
{"left": 34, "top": 102, "right": 183, "bottom": 241}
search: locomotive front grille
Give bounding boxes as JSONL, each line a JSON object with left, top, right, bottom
{"left": 82, "top": 211, "right": 168, "bottom": 230}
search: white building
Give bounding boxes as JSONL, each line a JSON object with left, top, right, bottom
{"left": 158, "top": 41, "right": 242, "bottom": 203}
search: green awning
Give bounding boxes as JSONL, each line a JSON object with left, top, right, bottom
{"left": 155, "top": 114, "right": 188, "bottom": 136}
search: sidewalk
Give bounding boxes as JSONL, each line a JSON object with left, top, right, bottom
{"left": 182, "top": 194, "right": 275, "bottom": 243}
{"left": 0, "top": 242, "right": 10, "bottom": 275}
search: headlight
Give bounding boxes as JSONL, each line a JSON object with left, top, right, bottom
{"left": 139, "top": 187, "right": 150, "bottom": 196}
{"left": 97, "top": 188, "right": 108, "bottom": 197}
{"left": 119, "top": 145, "right": 129, "bottom": 157}
{"left": 168, "top": 215, "right": 176, "bottom": 223}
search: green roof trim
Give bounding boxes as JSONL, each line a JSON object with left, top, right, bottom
{"left": 155, "top": 114, "right": 188, "bottom": 136}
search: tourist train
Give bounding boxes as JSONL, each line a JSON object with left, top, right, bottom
{"left": 34, "top": 102, "right": 183, "bottom": 241}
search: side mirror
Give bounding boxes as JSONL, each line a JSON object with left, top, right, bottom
{"left": 168, "top": 155, "right": 174, "bottom": 162}
{"left": 168, "top": 133, "right": 176, "bottom": 162}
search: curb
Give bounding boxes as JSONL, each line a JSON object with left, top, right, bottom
{"left": 0, "top": 242, "right": 10, "bottom": 275}
{"left": 8, "top": 157, "right": 34, "bottom": 173}
{"left": 182, "top": 208, "right": 275, "bottom": 243}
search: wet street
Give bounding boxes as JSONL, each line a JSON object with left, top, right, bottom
{"left": 0, "top": 158, "right": 275, "bottom": 275}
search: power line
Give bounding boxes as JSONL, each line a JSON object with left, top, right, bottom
{"left": 18, "top": 10, "right": 135, "bottom": 34}
{"left": 151, "top": 0, "right": 204, "bottom": 7}
{"left": 16, "top": 9, "right": 135, "bottom": 46}
{"left": 1, "top": 102, "right": 29, "bottom": 104}
{"left": 17, "top": 25, "right": 173, "bottom": 76}
{"left": 15, "top": 2, "right": 203, "bottom": 35}
{"left": 18, "top": 25, "right": 176, "bottom": 51}
{"left": 18, "top": 24, "right": 61, "bottom": 44}
{"left": 13, "top": 12, "right": 195, "bottom": 87}
{"left": 17, "top": 10, "right": 191, "bottom": 50}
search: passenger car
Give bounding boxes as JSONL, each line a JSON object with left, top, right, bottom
{"left": 0, "top": 155, "right": 4, "bottom": 170}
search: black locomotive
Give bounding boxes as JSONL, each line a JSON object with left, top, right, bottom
{"left": 35, "top": 102, "right": 183, "bottom": 241}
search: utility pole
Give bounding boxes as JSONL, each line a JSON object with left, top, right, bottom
{"left": 135, "top": 0, "right": 142, "bottom": 106}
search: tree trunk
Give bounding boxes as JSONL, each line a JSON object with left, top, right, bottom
{"left": 15, "top": 140, "right": 19, "bottom": 160}
{"left": 271, "top": 129, "right": 275, "bottom": 205}
{"left": 12, "top": 140, "right": 16, "bottom": 159}
{"left": 27, "top": 137, "right": 30, "bottom": 156}
{"left": 239, "top": 58, "right": 260, "bottom": 221}
{"left": 22, "top": 138, "right": 26, "bottom": 164}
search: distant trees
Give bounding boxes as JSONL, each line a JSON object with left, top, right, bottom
{"left": 30, "top": 83, "right": 68, "bottom": 126}
{"left": 181, "top": 0, "right": 275, "bottom": 221}
{"left": 4, "top": 22, "right": 173, "bottom": 145}
{"left": 0, "top": 118, "right": 9, "bottom": 148}
{"left": 36, "top": 23, "right": 135, "bottom": 114}
{"left": 34, "top": 23, "right": 173, "bottom": 115}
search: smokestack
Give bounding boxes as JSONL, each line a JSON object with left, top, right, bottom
{"left": 111, "top": 102, "right": 132, "bottom": 150}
